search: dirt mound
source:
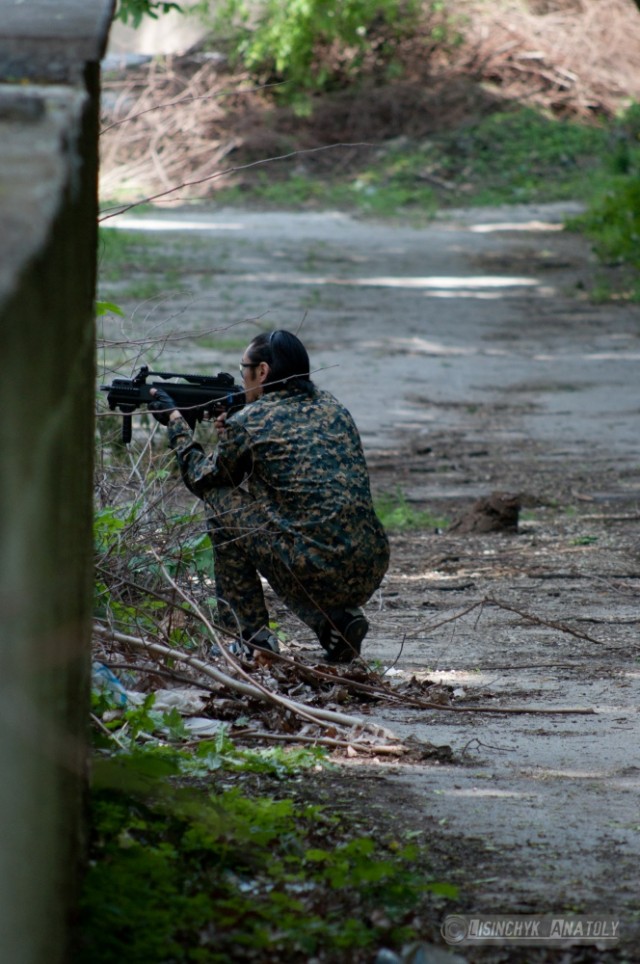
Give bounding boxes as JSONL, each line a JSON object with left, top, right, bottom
{"left": 449, "top": 491, "right": 521, "bottom": 534}
{"left": 100, "top": 0, "right": 640, "bottom": 200}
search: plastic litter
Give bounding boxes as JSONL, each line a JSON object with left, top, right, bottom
{"left": 151, "top": 688, "right": 209, "bottom": 715}
{"left": 182, "top": 717, "right": 226, "bottom": 736}
{"left": 91, "top": 662, "right": 128, "bottom": 706}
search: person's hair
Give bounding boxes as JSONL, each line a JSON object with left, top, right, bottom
{"left": 246, "top": 330, "right": 315, "bottom": 395}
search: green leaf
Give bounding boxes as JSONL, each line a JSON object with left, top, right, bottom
{"left": 95, "top": 300, "right": 124, "bottom": 317}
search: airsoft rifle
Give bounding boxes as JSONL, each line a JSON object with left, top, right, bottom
{"left": 101, "top": 365, "right": 245, "bottom": 443}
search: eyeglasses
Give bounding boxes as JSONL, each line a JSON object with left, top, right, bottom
{"left": 239, "top": 361, "right": 257, "bottom": 375}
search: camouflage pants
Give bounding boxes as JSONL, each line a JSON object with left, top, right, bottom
{"left": 205, "top": 486, "right": 389, "bottom": 640}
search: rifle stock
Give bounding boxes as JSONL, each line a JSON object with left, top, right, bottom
{"left": 100, "top": 365, "right": 245, "bottom": 443}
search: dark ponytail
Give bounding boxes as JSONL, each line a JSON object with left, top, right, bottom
{"left": 246, "top": 330, "right": 315, "bottom": 395}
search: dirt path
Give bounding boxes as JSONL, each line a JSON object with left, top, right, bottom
{"left": 104, "top": 202, "right": 640, "bottom": 957}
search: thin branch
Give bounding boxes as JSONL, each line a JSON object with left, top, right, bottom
{"left": 90, "top": 712, "right": 127, "bottom": 749}
{"left": 230, "top": 730, "right": 410, "bottom": 755}
{"left": 485, "top": 594, "right": 607, "bottom": 645}
{"left": 100, "top": 80, "right": 286, "bottom": 136}
{"left": 98, "top": 142, "right": 375, "bottom": 222}
{"left": 94, "top": 619, "right": 596, "bottom": 718}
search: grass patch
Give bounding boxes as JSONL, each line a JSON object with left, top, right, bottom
{"left": 98, "top": 228, "right": 218, "bottom": 282}
{"left": 432, "top": 106, "right": 610, "bottom": 205}
{"left": 376, "top": 490, "right": 449, "bottom": 531}
{"left": 97, "top": 229, "right": 165, "bottom": 281}
{"left": 213, "top": 106, "right": 613, "bottom": 216}
{"left": 215, "top": 172, "right": 437, "bottom": 220}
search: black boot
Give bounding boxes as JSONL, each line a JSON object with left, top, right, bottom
{"left": 320, "top": 608, "right": 368, "bottom": 663}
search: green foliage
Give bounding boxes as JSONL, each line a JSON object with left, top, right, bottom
{"left": 568, "top": 177, "right": 640, "bottom": 268}
{"left": 570, "top": 535, "right": 599, "bottom": 546}
{"left": 564, "top": 102, "right": 640, "bottom": 299}
{"left": 221, "top": 170, "right": 437, "bottom": 217}
{"left": 93, "top": 497, "right": 216, "bottom": 647}
{"left": 209, "top": 0, "right": 422, "bottom": 103}
{"left": 91, "top": 690, "right": 194, "bottom": 748}
{"left": 92, "top": 734, "right": 329, "bottom": 785}
{"left": 94, "top": 502, "right": 138, "bottom": 554}
{"left": 74, "top": 744, "right": 456, "bottom": 962}
{"left": 115, "top": 0, "right": 182, "bottom": 28}
{"left": 95, "top": 502, "right": 215, "bottom": 585}
{"left": 95, "top": 300, "right": 124, "bottom": 318}
{"left": 376, "top": 490, "right": 448, "bottom": 532}
{"left": 174, "top": 729, "right": 331, "bottom": 779}
{"left": 456, "top": 107, "right": 607, "bottom": 173}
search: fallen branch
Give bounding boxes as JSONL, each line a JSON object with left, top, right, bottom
{"left": 93, "top": 623, "right": 402, "bottom": 743}
{"left": 94, "top": 622, "right": 596, "bottom": 718}
{"left": 403, "top": 698, "right": 594, "bottom": 716}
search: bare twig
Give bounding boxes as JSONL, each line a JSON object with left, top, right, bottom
{"left": 485, "top": 594, "right": 606, "bottom": 646}
{"left": 90, "top": 712, "right": 127, "bottom": 749}
{"left": 99, "top": 142, "right": 375, "bottom": 222}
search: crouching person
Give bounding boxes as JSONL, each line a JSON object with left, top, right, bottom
{"left": 150, "top": 330, "right": 389, "bottom": 662}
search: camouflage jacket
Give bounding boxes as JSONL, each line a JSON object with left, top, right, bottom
{"left": 166, "top": 387, "right": 389, "bottom": 573}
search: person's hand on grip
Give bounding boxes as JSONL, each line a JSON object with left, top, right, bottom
{"left": 214, "top": 410, "right": 228, "bottom": 437}
{"left": 148, "top": 387, "right": 178, "bottom": 425}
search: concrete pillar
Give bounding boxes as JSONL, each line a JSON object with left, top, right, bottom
{"left": 0, "top": 3, "right": 113, "bottom": 962}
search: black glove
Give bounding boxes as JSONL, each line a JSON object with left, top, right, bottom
{"left": 147, "top": 387, "right": 177, "bottom": 426}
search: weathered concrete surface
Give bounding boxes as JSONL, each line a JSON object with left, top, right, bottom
{"left": 0, "top": 0, "right": 113, "bottom": 82}
{"left": 0, "top": 3, "right": 112, "bottom": 962}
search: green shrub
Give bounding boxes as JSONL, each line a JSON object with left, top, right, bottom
{"left": 437, "top": 107, "right": 610, "bottom": 204}
{"left": 115, "top": 0, "right": 182, "bottom": 27}
{"left": 562, "top": 102, "right": 640, "bottom": 296}
{"left": 205, "top": 0, "right": 423, "bottom": 103}
{"left": 568, "top": 176, "right": 640, "bottom": 269}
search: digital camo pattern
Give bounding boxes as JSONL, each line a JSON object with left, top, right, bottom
{"left": 167, "top": 387, "right": 390, "bottom": 638}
